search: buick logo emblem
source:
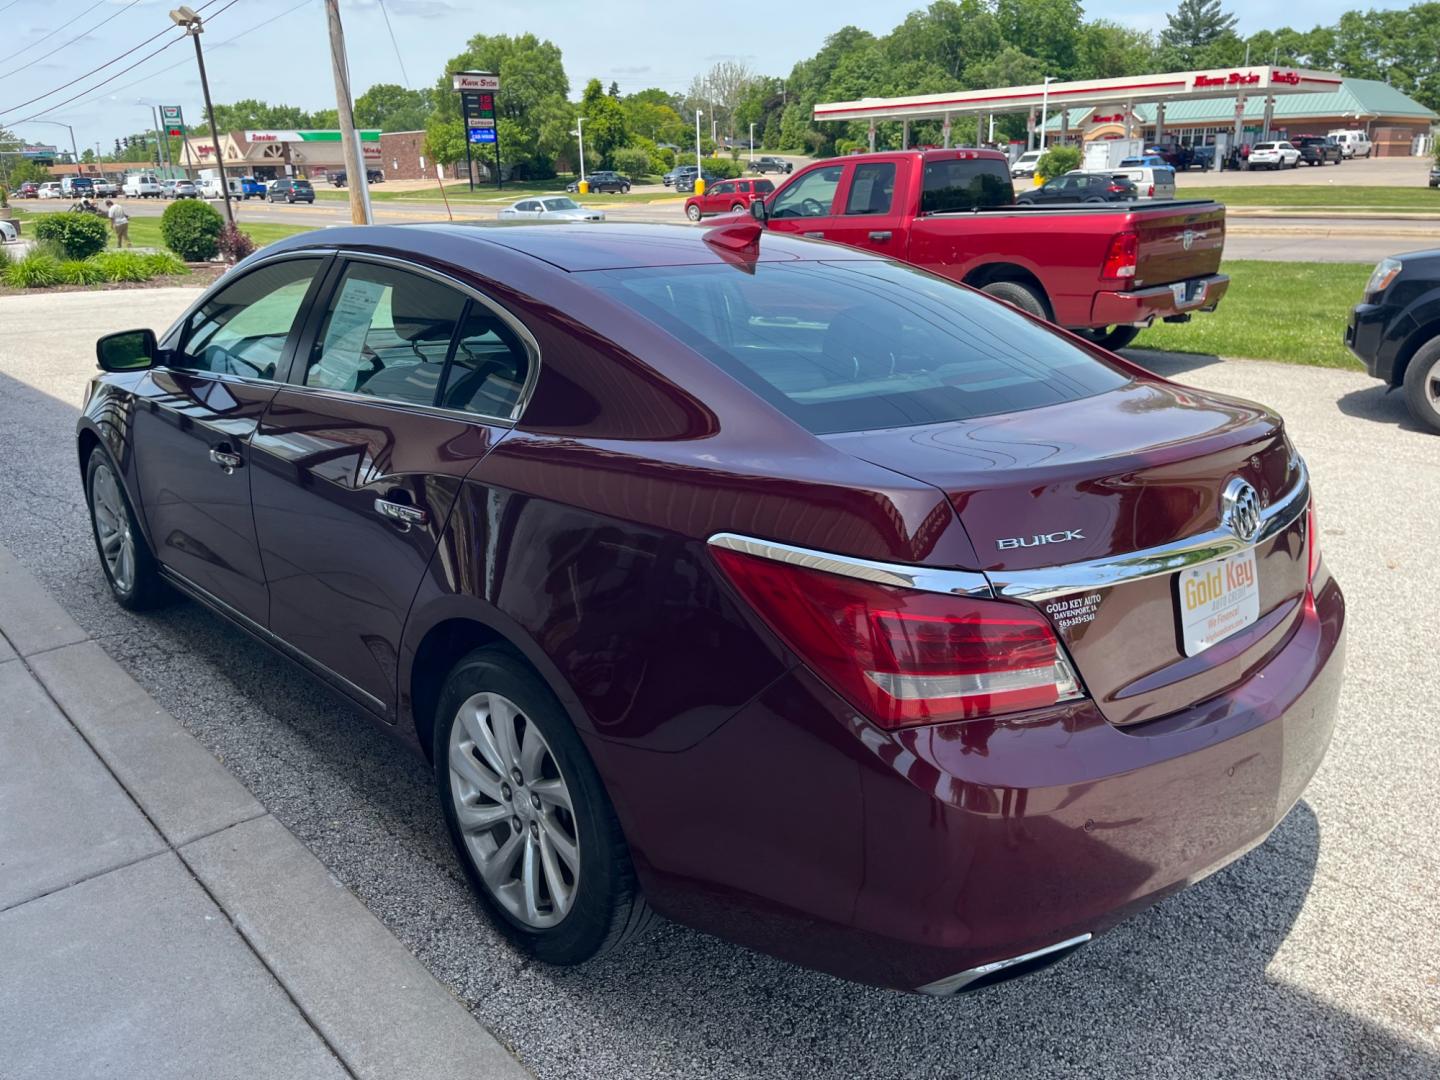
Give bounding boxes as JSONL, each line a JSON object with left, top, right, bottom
{"left": 1182, "top": 229, "right": 1197, "bottom": 251}
{"left": 1222, "top": 478, "right": 1261, "bottom": 542}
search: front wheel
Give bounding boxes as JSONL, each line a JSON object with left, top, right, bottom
{"left": 1402, "top": 337, "right": 1440, "bottom": 435}
{"left": 435, "top": 647, "right": 654, "bottom": 964}
{"left": 685, "top": 204, "right": 702, "bottom": 222}
{"left": 1074, "top": 325, "right": 1141, "bottom": 351}
{"left": 85, "top": 450, "right": 170, "bottom": 611}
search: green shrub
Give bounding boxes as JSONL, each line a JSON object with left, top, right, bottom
{"left": 58, "top": 259, "right": 107, "bottom": 285}
{"left": 1, "top": 249, "right": 62, "bottom": 288}
{"left": 610, "top": 146, "right": 652, "bottom": 182}
{"left": 32, "top": 211, "right": 110, "bottom": 259}
{"left": 1036, "top": 146, "right": 1082, "bottom": 181}
{"left": 160, "top": 199, "right": 223, "bottom": 261}
{"left": 0, "top": 244, "right": 13, "bottom": 270}
{"left": 706, "top": 157, "right": 745, "bottom": 179}
{"left": 143, "top": 251, "right": 189, "bottom": 276}
{"left": 93, "top": 250, "right": 154, "bottom": 283}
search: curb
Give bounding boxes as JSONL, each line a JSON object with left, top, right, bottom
{"left": 0, "top": 544, "right": 533, "bottom": 1080}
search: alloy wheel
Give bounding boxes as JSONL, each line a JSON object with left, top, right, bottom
{"left": 448, "top": 691, "right": 581, "bottom": 929}
{"left": 1426, "top": 368, "right": 1440, "bottom": 411}
{"left": 90, "top": 461, "right": 135, "bottom": 594}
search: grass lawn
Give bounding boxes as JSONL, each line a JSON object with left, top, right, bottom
{"left": 1178, "top": 185, "right": 1439, "bottom": 212}
{"left": 1132, "top": 260, "right": 1368, "bottom": 368}
{"left": 122, "top": 217, "right": 314, "bottom": 250}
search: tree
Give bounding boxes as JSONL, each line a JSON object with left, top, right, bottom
{"left": 354, "top": 84, "right": 435, "bottom": 132}
{"left": 1160, "top": 0, "right": 1240, "bottom": 67}
{"left": 423, "top": 115, "right": 467, "bottom": 171}
{"left": 581, "top": 77, "right": 627, "bottom": 165}
{"left": 607, "top": 80, "right": 621, "bottom": 98}
{"left": 1075, "top": 21, "right": 1158, "bottom": 79}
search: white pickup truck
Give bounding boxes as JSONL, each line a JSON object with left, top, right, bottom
{"left": 122, "top": 173, "right": 163, "bottom": 198}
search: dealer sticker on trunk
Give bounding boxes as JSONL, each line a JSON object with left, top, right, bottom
{"left": 1177, "top": 550, "right": 1260, "bottom": 656}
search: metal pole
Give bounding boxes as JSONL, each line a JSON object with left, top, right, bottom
{"left": 749, "top": 123, "right": 754, "bottom": 161}
{"left": 493, "top": 126, "right": 501, "bottom": 191}
{"left": 576, "top": 117, "right": 586, "bottom": 186}
{"left": 324, "top": 0, "right": 370, "bottom": 224}
{"left": 464, "top": 134, "right": 474, "bottom": 191}
{"left": 150, "top": 106, "right": 168, "bottom": 173}
{"left": 189, "top": 31, "right": 235, "bottom": 227}
{"left": 66, "top": 124, "right": 78, "bottom": 166}
{"left": 1040, "top": 78, "right": 1051, "bottom": 151}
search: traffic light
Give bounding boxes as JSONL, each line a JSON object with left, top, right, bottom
{"left": 114, "top": 138, "right": 121, "bottom": 155}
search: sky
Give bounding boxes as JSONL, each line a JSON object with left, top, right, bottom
{"left": 0, "top": 0, "right": 1418, "bottom": 154}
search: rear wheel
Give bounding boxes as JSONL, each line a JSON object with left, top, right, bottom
{"left": 1402, "top": 337, "right": 1440, "bottom": 435}
{"left": 729, "top": 203, "right": 745, "bottom": 213}
{"left": 1074, "top": 325, "right": 1141, "bottom": 351}
{"left": 980, "top": 280, "right": 1048, "bottom": 319}
{"left": 435, "top": 647, "right": 654, "bottom": 964}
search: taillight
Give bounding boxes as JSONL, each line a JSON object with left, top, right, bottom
{"left": 1107, "top": 183, "right": 1126, "bottom": 193}
{"left": 1146, "top": 183, "right": 1155, "bottom": 197}
{"left": 1101, "top": 231, "right": 1138, "bottom": 280}
{"left": 1306, "top": 500, "right": 1321, "bottom": 581}
{"left": 711, "top": 547, "right": 1083, "bottom": 730}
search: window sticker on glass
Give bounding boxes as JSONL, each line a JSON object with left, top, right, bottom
{"left": 311, "top": 277, "right": 388, "bottom": 390}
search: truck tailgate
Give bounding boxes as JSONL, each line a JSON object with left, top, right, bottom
{"left": 1133, "top": 203, "right": 1225, "bottom": 288}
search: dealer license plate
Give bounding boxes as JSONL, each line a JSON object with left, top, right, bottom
{"left": 1171, "top": 279, "right": 1207, "bottom": 308}
{"left": 1177, "top": 550, "right": 1260, "bottom": 656}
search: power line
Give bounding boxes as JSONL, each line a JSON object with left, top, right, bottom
{"left": 0, "top": 0, "right": 28, "bottom": 14}
{"left": 0, "top": 22, "right": 181, "bottom": 118}
{"left": 0, "top": 0, "right": 147, "bottom": 85}
{"left": 375, "top": 0, "right": 411, "bottom": 88}
{"left": 0, "top": 0, "right": 111, "bottom": 67}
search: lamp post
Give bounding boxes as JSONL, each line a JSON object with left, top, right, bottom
{"left": 168, "top": 6, "right": 235, "bottom": 228}
{"left": 1039, "top": 75, "right": 1056, "bottom": 151}
{"left": 574, "top": 116, "right": 586, "bottom": 193}
{"left": 27, "top": 120, "right": 79, "bottom": 166}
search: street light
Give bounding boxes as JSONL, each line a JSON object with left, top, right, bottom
{"left": 26, "top": 120, "right": 79, "bottom": 166}
{"left": 573, "top": 116, "right": 586, "bottom": 191}
{"left": 168, "top": 6, "right": 235, "bottom": 228}
{"left": 1039, "top": 75, "right": 1057, "bottom": 151}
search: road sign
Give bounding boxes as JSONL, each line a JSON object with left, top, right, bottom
{"left": 468, "top": 118, "right": 496, "bottom": 129}
{"left": 161, "top": 105, "right": 183, "bottom": 123}
{"left": 453, "top": 71, "right": 500, "bottom": 92}
{"left": 469, "top": 128, "right": 497, "bottom": 144}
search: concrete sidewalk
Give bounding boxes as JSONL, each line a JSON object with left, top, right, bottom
{"left": 0, "top": 545, "right": 531, "bottom": 1080}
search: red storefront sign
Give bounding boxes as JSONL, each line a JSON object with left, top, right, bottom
{"left": 1194, "top": 72, "right": 1261, "bottom": 89}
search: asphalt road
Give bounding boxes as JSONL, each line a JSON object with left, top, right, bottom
{"left": 2, "top": 288, "right": 1438, "bottom": 1079}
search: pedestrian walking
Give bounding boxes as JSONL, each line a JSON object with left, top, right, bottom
{"left": 105, "top": 199, "right": 130, "bottom": 248}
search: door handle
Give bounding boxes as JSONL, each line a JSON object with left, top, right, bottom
{"left": 802, "top": 231, "right": 825, "bottom": 239}
{"left": 209, "top": 447, "right": 242, "bottom": 473}
{"left": 373, "top": 498, "right": 428, "bottom": 529}
{"left": 868, "top": 231, "right": 892, "bottom": 242}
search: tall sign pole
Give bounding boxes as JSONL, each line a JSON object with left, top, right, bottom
{"left": 169, "top": 8, "right": 236, "bottom": 229}
{"left": 325, "top": 0, "right": 371, "bottom": 224}
{"left": 454, "top": 72, "right": 500, "bottom": 192}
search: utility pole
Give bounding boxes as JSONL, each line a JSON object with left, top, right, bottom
{"left": 325, "top": 0, "right": 371, "bottom": 224}
{"left": 170, "top": 7, "right": 235, "bottom": 228}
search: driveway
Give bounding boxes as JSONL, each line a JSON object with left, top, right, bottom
{"left": 1, "top": 288, "right": 1437, "bottom": 1079}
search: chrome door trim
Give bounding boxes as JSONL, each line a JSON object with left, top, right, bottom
{"left": 706, "top": 533, "right": 994, "bottom": 597}
{"left": 157, "top": 564, "right": 389, "bottom": 716}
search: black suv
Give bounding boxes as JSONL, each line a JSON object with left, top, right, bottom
{"left": 1293, "top": 136, "right": 1343, "bottom": 166}
{"left": 330, "top": 169, "right": 385, "bottom": 186}
{"left": 267, "top": 178, "right": 315, "bottom": 204}
{"left": 748, "top": 156, "right": 793, "bottom": 175}
{"left": 1347, "top": 249, "right": 1440, "bottom": 433}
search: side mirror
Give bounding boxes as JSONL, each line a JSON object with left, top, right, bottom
{"left": 96, "top": 328, "right": 158, "bottom": 373}
{"left": 750, "top": 199, "right": 769, "bottom": 225}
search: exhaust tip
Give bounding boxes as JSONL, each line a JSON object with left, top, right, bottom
{"left": 916, "top": 932, "right": 1092, "bottom": 997}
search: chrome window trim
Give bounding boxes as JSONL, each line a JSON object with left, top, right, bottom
{"left": 706, "top": 533, "right": 994, "bottom": 597}
{"left": 708, "top": 461, "right": 1308, "bottom": 604}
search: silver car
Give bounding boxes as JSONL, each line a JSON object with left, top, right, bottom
{"left": 498, "top": 196, "right": 604, "bottom": 222}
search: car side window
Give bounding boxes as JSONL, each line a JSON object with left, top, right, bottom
{"left": 770, "top": 165, "right": 843, "bottom": 219}
{"left": 303, "top": 263, "right": 466, "bottom": 407}
{"left": 438, "top": 302, "right": 530, "bottom": 420}
{"left": 712, "top": 182, "right": 732, "bottom": 196}
{"left": 844, "top": 162, "right": 896, "bottom": 215}
{"left": 177, "top": 258, "right": 323, "bottom": 380}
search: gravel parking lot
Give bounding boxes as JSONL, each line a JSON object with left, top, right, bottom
{"left": 2, "top": 288, "right": 1437, "bottom": 1079}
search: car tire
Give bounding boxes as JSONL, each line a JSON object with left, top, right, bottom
{"left": 686, "top": 204, "right": 702, "bottom": 222}
{"left": 84, "top": 449, "right": 170, "bottom": 611}
{"left": 1402, "top": 337, "right": 1440, "bottom": 435}
{"left": 434, "top": 646, "right": 655, "bottom": 965}
{"left": 1075, "top": 325, "right": 1141, "bottom": 351}
{"left": 981, "top": 280, "right": 1048, "bottom": 319}
{"left": 729, "top": 203, "right": 745, "bottom": 214}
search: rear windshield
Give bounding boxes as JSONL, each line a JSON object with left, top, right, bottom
{"left": 588, "top": 260, "right": 1127, "bottom": 434}
{"left": 921, "top": 158, "right": 1014, "bottom": 213}
{"left": 293, "top": 180, "right": 313, "bottom": 188}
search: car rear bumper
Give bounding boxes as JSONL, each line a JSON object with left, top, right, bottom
{"left": 1090, "top": 272, "right": 1229, "bottom": 327}
{"left": 606, "top": 570, "right": 1344, "bottom": 992}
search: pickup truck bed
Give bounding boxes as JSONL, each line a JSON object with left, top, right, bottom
{"left": 760, "top": 149, "right": 1228, "bottom": 348}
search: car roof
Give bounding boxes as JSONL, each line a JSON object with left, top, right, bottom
{"left": 264, "top": 222, "right": 870, "bottom": 273}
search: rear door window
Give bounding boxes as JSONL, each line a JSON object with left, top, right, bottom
{"left": 921, "top": 158, "right": 1014, "bottom": 213}
{"left": 843, "top": 162, "right": 896, "bottom": 215}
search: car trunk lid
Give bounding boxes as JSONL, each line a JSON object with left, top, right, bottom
{"left": 823, "top": 378, "right": 1310, "bottom": 728}
{"left": 1131, "top": 202, "right": 1225, "bottom": 287}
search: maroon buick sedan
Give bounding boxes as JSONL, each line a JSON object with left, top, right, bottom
{"left": 79, "top": 221, "right": 1344, "bottom": 994}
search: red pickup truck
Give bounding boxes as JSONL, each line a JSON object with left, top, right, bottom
{"left": 757, "top": 149, "right": 1228, "bottom": 349}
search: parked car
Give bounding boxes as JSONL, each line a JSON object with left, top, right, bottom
{"left": 1293, "top": 136, "right": 1343, "bottom": 166}
{"left": 748, "top": 156, "right": 793, "bottom": 175}
{"left": 684, "top": 178, "right": 775, "bottom": 221}
{"left": 240, "top": 176, "right": 268, "bottom": 199}
{"left": 38, "top": 182, "right": 63, "bottom": 199}
{"left": 1016, "top": 171, "right": 1138, "bottom": 205}
{"left": 0, "top": 218, "right": 18, "bottom": 243}
{"left": 1347, "top": 249, "right": 1440, "bottom": 433}
{"left": 93, "top": 179, "right": 120, "bottom": 197}
{"left": 1431, "top": 163, "right": 1440, "bottom": 188}
{"left": 663, "top": 164, "right": 698, "bottom": 187}
{"left": 79, "top": 220, "right": 1343, "bottom": 994}
{"left": 1328, "top": 129, "right": 1372, "bottom": 158}
{"left": 12, "top": 181, "right": 39, "bottom": 199}
{"left": 163, "top": 179, "right": 200, "bottom": 199}
{"left": 498, "top": 196, "right": 604, "bottom": 222}
{"left": 757, "top": 148, "right": 1228, "bottom": 351}
{"left": 122, "top": 173, "right": 164, "bottom": 199}
{"left": 566, "top": 171, "right": 630, "bottom": 194}
{"left": 59, "top": 176, "right": 95, "bottom": 198}
{"left": 1248, "top": 141, "right": 1301, "bottom": 169}
{"left": 267, "top": 178, "right": 315, "bottom": 204}
{"left": 673, "top": 170, "right": 718, "bottom": 194}
{"left": 330, "top": 169, "right": 385, "bottom": 187}
{"left": 1009, "top": 149, "right": 1043, "bottom": 178}
{"left": 1111, "top": 162, "right": 1176, "bottom": 200}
